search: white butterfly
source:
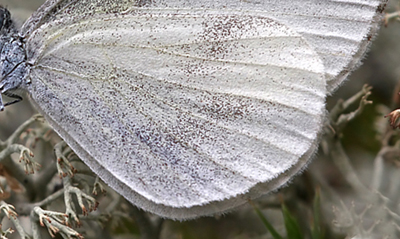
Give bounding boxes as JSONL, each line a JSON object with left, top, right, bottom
{"left": 0, "top": 0, "right": 386, "bottom": 219}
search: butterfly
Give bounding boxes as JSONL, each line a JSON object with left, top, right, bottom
{"left": 0, "top": 0, "right": 387, "bottom": 219}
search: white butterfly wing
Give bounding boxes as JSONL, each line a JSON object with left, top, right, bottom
{"left": 147, "top": 0, "right": 386, "bottom": 93}
{"left": 21, "top": 0, "right": 384, "bottom": 219}
{"left": 23, "top": 0, "right": 386, "bottom": 94}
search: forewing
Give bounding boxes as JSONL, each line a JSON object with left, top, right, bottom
{"left": 22, "top": 0, "right": 387, "bottom": 94}
{"left": 25, "top": 7, "right": 325, "bottom": 219}
{"left": 151, "top": 0, "right": 387, "bottom": 93}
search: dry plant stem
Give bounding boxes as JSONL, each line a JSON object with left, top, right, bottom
{"left": 370, "top": 145, "right": 400, "bottom": 191}
{"left": 36, "top": 189, "right": 65, "bottom": 208}
{"left": 323, "top": 85, "right": 400, "bottom": 236}
{"left": 387, "top": 164, "right": 400, "bottom": 202}
{"left": 0, "top": 202, "right": 29, "bottom": 239}
{"left": 30, "top": 218, "right": 41, "bottom": 239}
{"left": 0, "top": 115, "right": 42, "bottom": 148}
{"left": 332, "top": 201, "right": 354, "bottom": 228}
{"left": 0, "top": 144, "right": 37, "bottom": 175}
{"left": 0, "top": 145, "right": 32, "bottom": 161}
{"left": 92, "top": 176, "right": 106, "bottom": 196}
{"left": 9, "top": 215, "right": 29, "bottom": 239}
{"left": 332, "top": 201, "right": 377, "bottom": 237}
{"left": 386, "top": 207, "right": 400, "bottom": 223}
{"left": 385, "top": 10, "right": 400, "bottom": 25}
{"left": 331, "top": 141, "right": 371, "bottom": 196}
{"left": 78, "top": 193, "right": 128, "bottom": 229}
{"left": 18, "top": 147, "right": 40, "bottom": 175}
{"left": 8, "top": 188, "right": 65, "bottom": 218}
{"left": 326, "top": 85, "right": 373, "bottom": 194}
{"left": 76, "top": 177, "right": 91, "bottom": 194}
{"left": 334, "top": 85, "right": 372, "bottom": 132}
{"left": 12, "top": 190, "right": 67, "bottom": 238}
{"left": 328, "top": 87, "right": 395, "bottom": 202}
{"left": 371, "top": 153, "right": 384, "bottom": 192}
{"left": 31, "top": 207, "right": 83, "bottom": 239}
{"left": 0, "top": 115, "right": 43, "bottom": 196}
{"left": 1, "top": 157, "right": 35, "bottom": 197}
{"left": 63, "top": 176, "right": 97, "bottom": 225}
{"left": 63, "top": 177, "right": 82, "bottom": 225}
{"left": 315, "top": 86, "right": 371, "bottom": 218}
{"left": 0, "top": 228, "right": 15, "bottom": 239}
{"left": 0, "top": 115, "right": 113, "bottom": 239}
{"left": 329, "top": 85, "right": 372, "bottom": 124}
{"left": 55, "top": 142, "right": 76, "bottom": 178}
{"left": 376, "top": 137, "right": 400, "bottom": 200}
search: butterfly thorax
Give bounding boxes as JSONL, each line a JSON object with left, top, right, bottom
{"left": 0, "top": 7, "right": 29, "bottom": 111}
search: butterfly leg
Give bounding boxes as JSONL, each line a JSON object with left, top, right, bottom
{"left": 3, "top": 91, "right": 22, "bottom": 106}
{"left": 0, "top": 81, "right": 23, "bottom": 111}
